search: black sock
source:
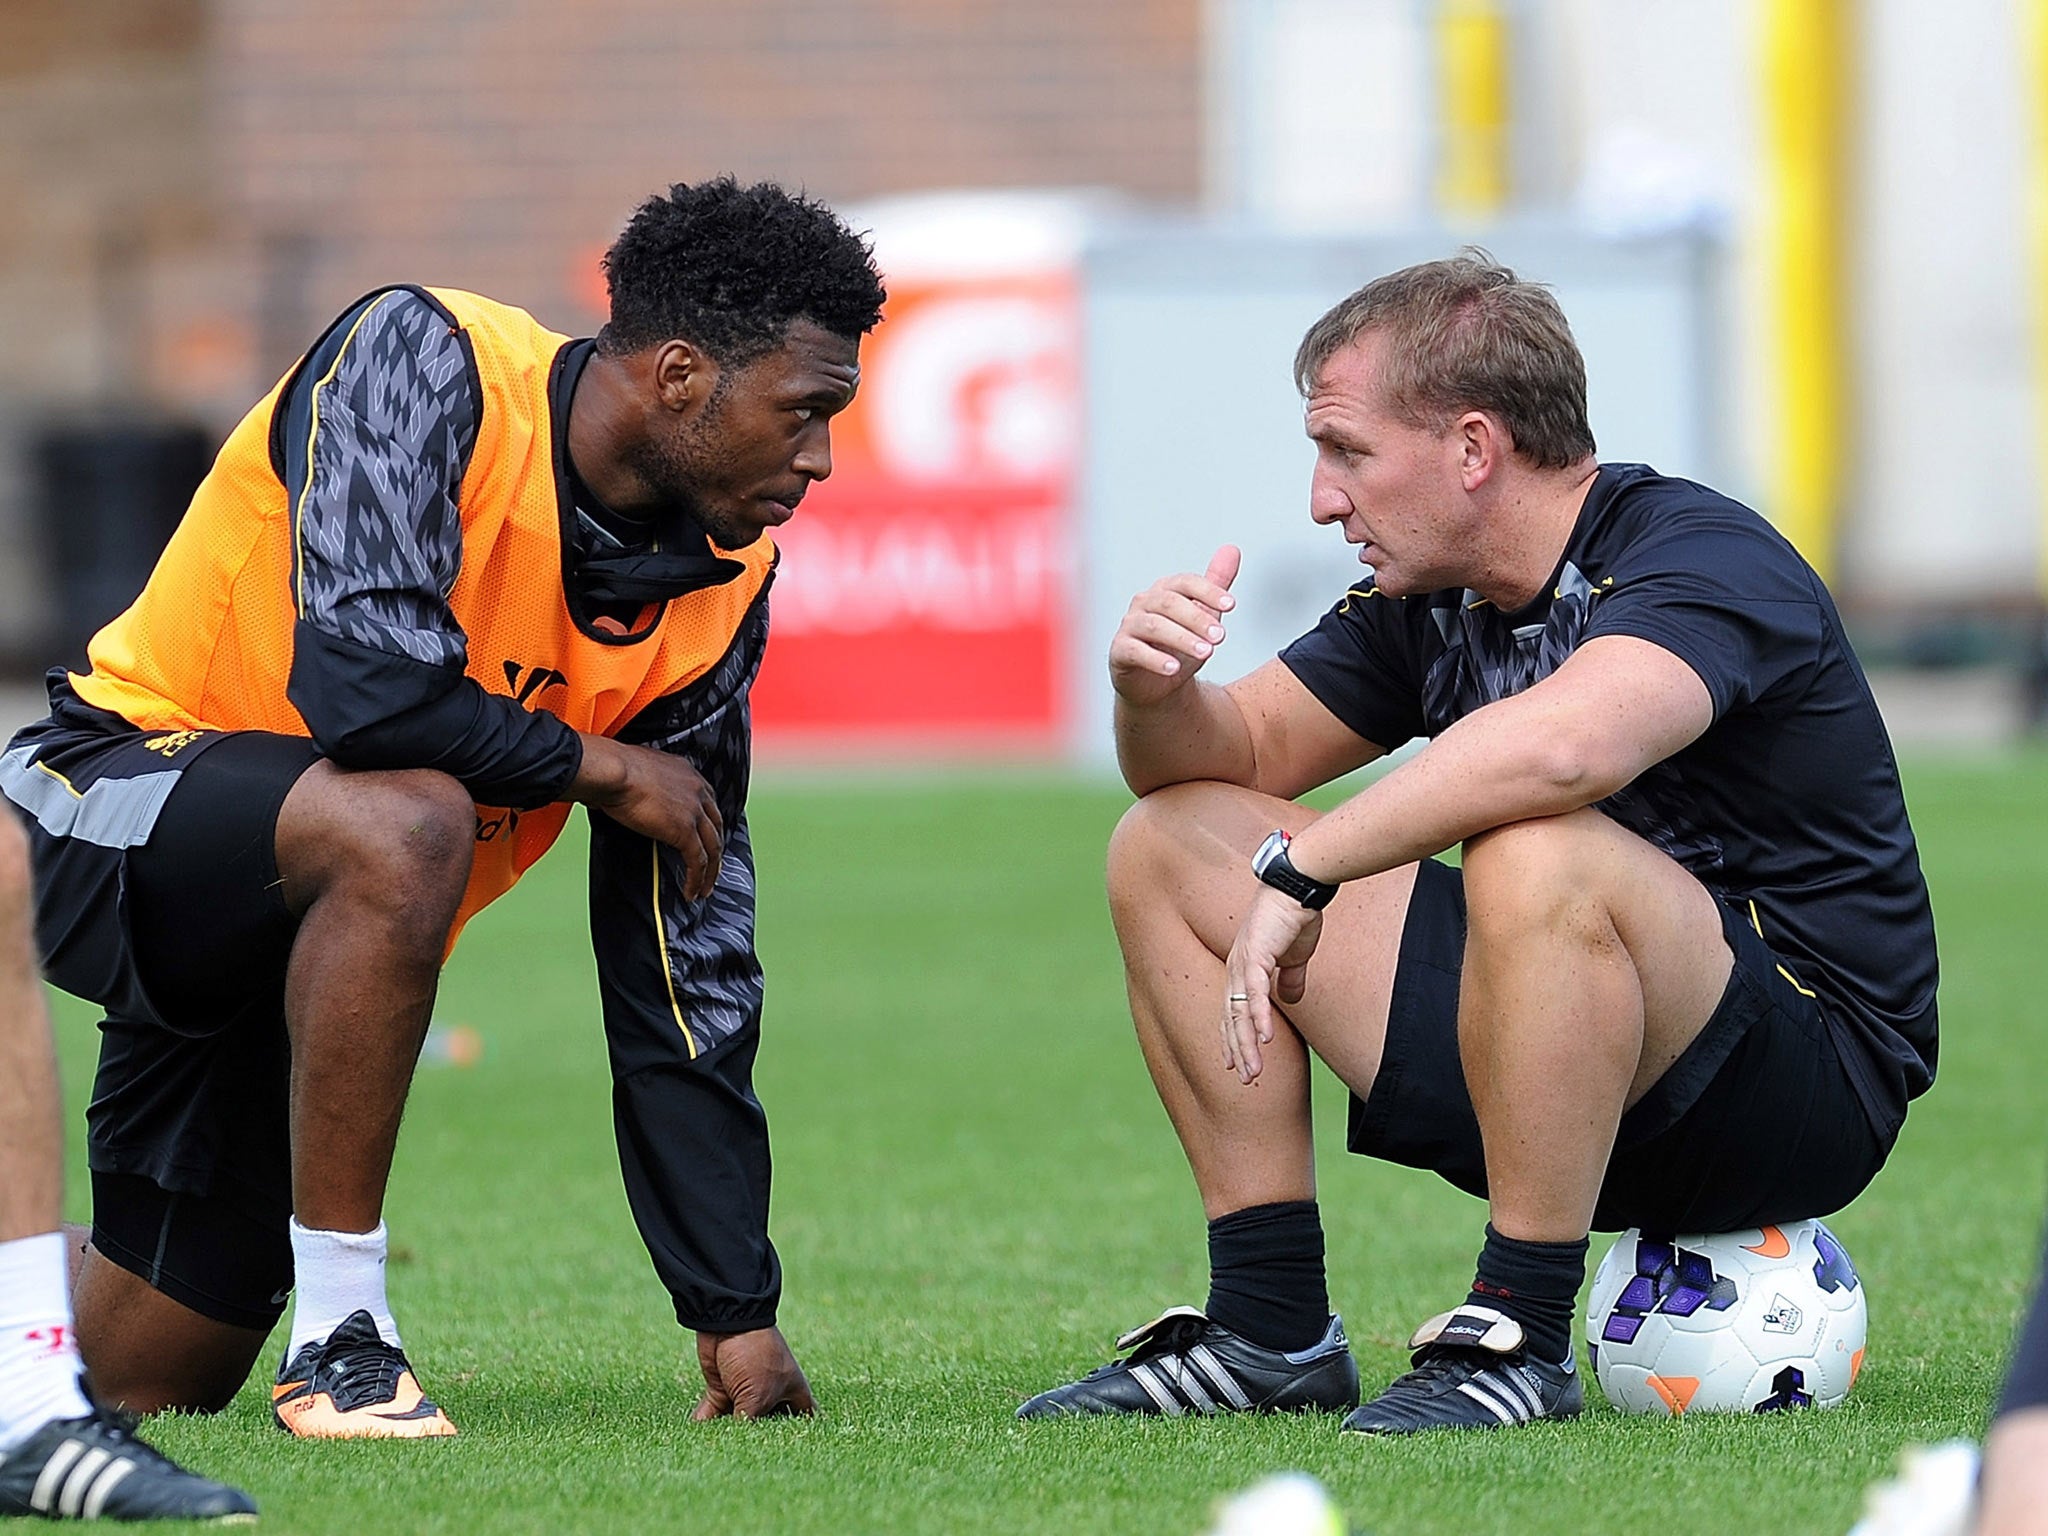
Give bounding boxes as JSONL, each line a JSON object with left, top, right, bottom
{"left": 1467, "top": 1224, "right": 1588, "bottom": 1366}
{"left": 1204, "top": 1200, "right": 1330, "bottom": 1353}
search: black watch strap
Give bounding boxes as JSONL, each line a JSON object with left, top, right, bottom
{"left": 1251, "top": 829, "right": 1339, "bottom": 910}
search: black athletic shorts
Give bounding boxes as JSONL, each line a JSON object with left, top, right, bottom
{"left": 4, "top": 719, "right": 320, "bottom": 1328}
{"left": 1348, "top": 858, "right": 1893, "bottom": 1233}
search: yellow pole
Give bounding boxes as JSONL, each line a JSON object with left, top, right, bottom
{"left": 1437, "top": 0, "right": 1511, "bottom": 218}
{"left": 2029, "top": 0, "right": 2048, "bottom": 603}
{"left": 2027, "top": 0, "right": 2048, "bottom": 724}
{"left": 1759, "top": 0, "right": 1851, "bottom": 582}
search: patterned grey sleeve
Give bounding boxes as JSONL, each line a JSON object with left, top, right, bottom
{"left": 287, "top": 290, "right": 480, "bottom": 666}
{"left": 603, "top": 600, "right": 770, "bottom": 1064}
{"left": 582, "top": 600, "right": 782, "bottom": 1329}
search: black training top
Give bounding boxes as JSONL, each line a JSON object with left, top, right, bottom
{"left": 1280, "top": 461, "right": 1939, "bottom": 1142}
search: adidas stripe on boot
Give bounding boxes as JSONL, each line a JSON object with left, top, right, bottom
{"left": 1018, "top": 1307, "right": 1359, "bottom": 1420}
{"left": 0, "top": 1410, "right": 256, "bottom": 1522}
{"left": 1341, "top": 1304, "right": 1582, "bottom": 1436}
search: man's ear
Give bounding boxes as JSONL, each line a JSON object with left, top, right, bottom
{"left": 1457, "top": 411, "right": 1501, "bottom": 491}
{"left": 651, "top": 339, "right": 715, "bottom": 414}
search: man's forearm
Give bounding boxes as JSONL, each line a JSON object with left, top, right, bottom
{"left": 1283, "top": 636, "right": 1713, "bottom": 886}
{"left": 1114, "top": 680, "right": 1259, "bottom": 797}
{"left": 1286, "top": 696, "right": 1606, "bottom": 885}
{"left": 567, "top": 733, "right": 631, "bottom": 803}
{"left": 287, "top": 624, "right": 583, "bottom": 808}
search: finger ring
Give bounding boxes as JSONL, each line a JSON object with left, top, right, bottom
{"left": 1227, "top": 993, "right": 1250, "bottom": 1003}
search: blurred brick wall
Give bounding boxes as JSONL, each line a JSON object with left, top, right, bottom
{"left": 0, "top": 1, "right": 212, "bottom": 402}
{"left": 217, "top": 0, "right": 1202, "bottom": 366}
{"left": 0, "top": 0, "right": 215, "bottom": 655}
{"left": 0, "top": 0, "right": 1199, "bottom": 662}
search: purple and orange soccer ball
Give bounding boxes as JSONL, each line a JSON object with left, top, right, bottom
{"left": 1585, "top": 1219, "right": 1868, "bottom": 1415}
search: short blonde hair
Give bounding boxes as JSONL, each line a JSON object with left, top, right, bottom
{"left": 1293, "top": 249, "right": 1596, "bottom": 470}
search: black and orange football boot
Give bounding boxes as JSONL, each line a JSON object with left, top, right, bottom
{"left": 270, "top": 1311, "right": 456, "bottom": 1440}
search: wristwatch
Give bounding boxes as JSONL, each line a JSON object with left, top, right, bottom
{"left": 1251, "top": 830, "right": 1340, "bottom": 910}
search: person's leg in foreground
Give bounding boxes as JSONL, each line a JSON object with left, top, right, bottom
{"left": 0, "top": 812, "right": 257, "bottom": 1520}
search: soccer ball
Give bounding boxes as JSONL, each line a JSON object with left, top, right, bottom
{"left": 1585, "top": 1219, "right": 1867, "bottom": 1415}
{"left": 1204, "top": 1474, "right": 1346, "bottom": 1536}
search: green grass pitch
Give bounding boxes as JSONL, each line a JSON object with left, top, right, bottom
{"left": 48, "top": 752, "right": 2048, "bottom": 1533}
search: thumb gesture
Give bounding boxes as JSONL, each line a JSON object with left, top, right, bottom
{"left": 1108, "top": 545, "right": 1243, "bottom": 707}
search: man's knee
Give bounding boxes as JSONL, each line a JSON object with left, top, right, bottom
{"left": 88, "top": 1354, "right": 250, "bottom": 1418}
{"left": 1105, "top": 781, "right": 1250, "bottom": 927}
{"left": 1461, "top": 808, "right": 1620, "bottom": 943}
{"left": 1106, "top": 783, "right": 1196, "bottom": 890}
{"left": 72, "top": 1249, "right": 268, "bottom": 1416}
{"left": 283, "top": 766, "right": 475, "bottom": 920}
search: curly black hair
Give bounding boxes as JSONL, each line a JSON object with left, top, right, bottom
{"left": 597, "top": 177, "right": 886, "bottom": 364}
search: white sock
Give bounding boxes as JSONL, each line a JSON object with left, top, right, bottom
{"left": 286, "top": 1219, "right": 401, "bottom": 1355}
{"left": 0, "top": 1231, "right": 93, "bottom": 1450}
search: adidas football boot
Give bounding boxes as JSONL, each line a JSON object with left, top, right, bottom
{"left": 1341, "top": 1304, "right": 1582, "bottom": 1435}
{"left": 0, "top": 1408, "right": 257, "bottom": 1522}
{"left": 1017, "top": 1307, "right": 1359, "bottom": 1419}
{"left": 271, "top": 1311, "right": 456, "bottom": 1440}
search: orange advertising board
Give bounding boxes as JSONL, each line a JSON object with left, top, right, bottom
{"left": 750, "top": 269, "right": 1081, "bottom": 754}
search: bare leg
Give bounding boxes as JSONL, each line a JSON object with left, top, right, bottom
{"left": 1015, "top": 780, "right": 1423, "bottom": 1413}
{"left": 1107, "top": 781, "right": 1418, "bottom": 1219}
{"left": 71, "top": 1253, "right": 269, "bottom": 1415}
{"left": 0, "top": 816, "right": 60, "bottom": 1246}
{"left": 272, "top": 764, "right": 475, "bottom": 1232}
{"left": 1, "top": 817, "right": 255, "bottom": 1511}
{"left": 0, "top": 814, "right": 100, "bottom": 1443}
{"left": 1979, "top": 1410, "right": 2048, "bottom": 1535}
{"left": 1457, "top": 808, "right": 1733, "bottom": 1243}
{"left": 72, "top": 764, "right": 473, "bottom": 1410}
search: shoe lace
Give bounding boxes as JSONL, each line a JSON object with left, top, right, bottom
{"left": 1388, "top": 1342, "right": 1498, "bottom": 1395}
{"left": 89, "top": 1402, "right": 141, "bottom": 1436}
{"left": 77, "top": 1409, "right": 177, "bottom": 1473}
{"left": 1081, "top": 1314, "right": 1211, "bottom": 1382}
{"left": 322, "top": 1341, "right": 411, "bottom": 1412}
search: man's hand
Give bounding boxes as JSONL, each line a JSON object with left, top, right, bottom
{"left": 1223, "top": 886, "right": 1324, "bottom": 1084}
{"left": 691, "top": 1327, "right": 816, "bottom": 1420}
{"left": 1109, "top": 545, "right": 1241, "bottom": 709}
{"left": 570, "top": 734, "right": 723, "bottom": 898}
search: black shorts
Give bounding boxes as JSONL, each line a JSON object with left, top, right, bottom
{"left": 1348, "top": 858, "right": 1893, "bottom": 1233}
{"left": 4, "top": 719, "right": 319, "bottom": 1327}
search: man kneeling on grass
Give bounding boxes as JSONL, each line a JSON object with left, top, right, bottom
{"left": 2, "top": 177, "right": 884, "bottom": 1439}
{"left": 1019, "top": 252, "right": 1938, "bottom": 1435}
